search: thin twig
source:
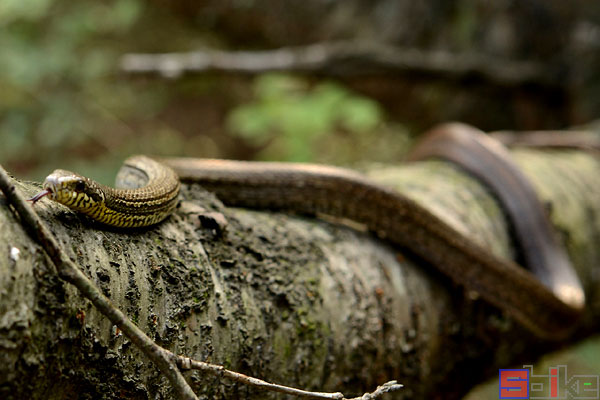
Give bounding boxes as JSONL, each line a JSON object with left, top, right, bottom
{"left": 178, "top": 356, "right": 343, "bottom": 399}
{"left": 347, "top": 381, "right": 403, "bottom": 400}
{"left": 177, "top": 357, "right": 403, "bottom": 400}
{"left": 120, "top": 41, "right": 556, "bottom": 88}
{"left": 0, "top": 169, "right": 403, "bottom": 399}
{"left": 0, "top": 165, "right": 198, "bottom": 400}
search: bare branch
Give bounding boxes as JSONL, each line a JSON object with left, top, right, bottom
{"left": 177, "top": 357, "right": 403, "bottom": 400}
{"left": 347, "top": 381, "right": 404, "bottom": 400}
{"left": 178, "top": 356, "right": 343, "bottom": 399}
{"left": 120, "top": 41, "right": 556, "bottom": 87}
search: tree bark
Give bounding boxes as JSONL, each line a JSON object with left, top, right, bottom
{"left": 0, "top": 149, "right": 599, "bottom": 399}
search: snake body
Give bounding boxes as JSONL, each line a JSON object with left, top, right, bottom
{"left": 31, "top": 124, "right": 592, "bottom": 339}
{"left": 31, "top": 156, "right": 180, "bottom": 228}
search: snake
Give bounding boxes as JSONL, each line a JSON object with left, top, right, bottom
{"left": 29, "top": 123, "right": 594, "bottom": 340}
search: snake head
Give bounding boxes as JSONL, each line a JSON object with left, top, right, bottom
{"left": 30, "top": 169, "right": 105, "bottom": 211}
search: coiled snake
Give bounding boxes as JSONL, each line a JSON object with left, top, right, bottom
{"left": 31, "top": 123, "right": 594, "bottom": 340}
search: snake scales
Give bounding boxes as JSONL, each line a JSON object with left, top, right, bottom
{"left": 30, "top": 123, "right": 593, "bottom": 340}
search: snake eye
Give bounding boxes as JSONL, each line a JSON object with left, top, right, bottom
{"left": 74, "top": 180, "right": 86, "bottom": 192}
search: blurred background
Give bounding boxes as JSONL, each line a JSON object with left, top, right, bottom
{"left": 2, "top": 0, "right": 600, "bottom": 397}
{"left": 2, "top": 0, "right": 600, "bottom": 184}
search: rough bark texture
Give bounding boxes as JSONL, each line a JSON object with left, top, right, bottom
{"left": 0, "top": 150, "right": 599, "bottom": 399}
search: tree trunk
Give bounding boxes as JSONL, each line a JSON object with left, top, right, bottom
{"left": 0, "top": 149, "right": 599, "bottom": 399}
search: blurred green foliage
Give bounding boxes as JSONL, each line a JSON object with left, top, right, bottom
{"left": 0, "top": 0, "right": 412, "bottom": 184}
{"left": 0, "top": 0, "right": 414, "bottom": 185}
{"left": 228, "top": 74, "right": 383, "bottom": 161}
{"left": 226, "top": 74, "right": 414, "bottom": 165}
{"left": 0, "top": 0, "right": 147, "bottom": 182}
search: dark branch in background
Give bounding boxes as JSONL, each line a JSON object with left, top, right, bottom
{"left": 120, "top": 41, "right": 558, "bottom": 88}
{"left": 0, "top": 167, "right": 403, "bottom": 400}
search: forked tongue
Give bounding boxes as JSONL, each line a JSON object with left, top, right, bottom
{"left": 28, "top": 189, "right": 52, "bottom": 204}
